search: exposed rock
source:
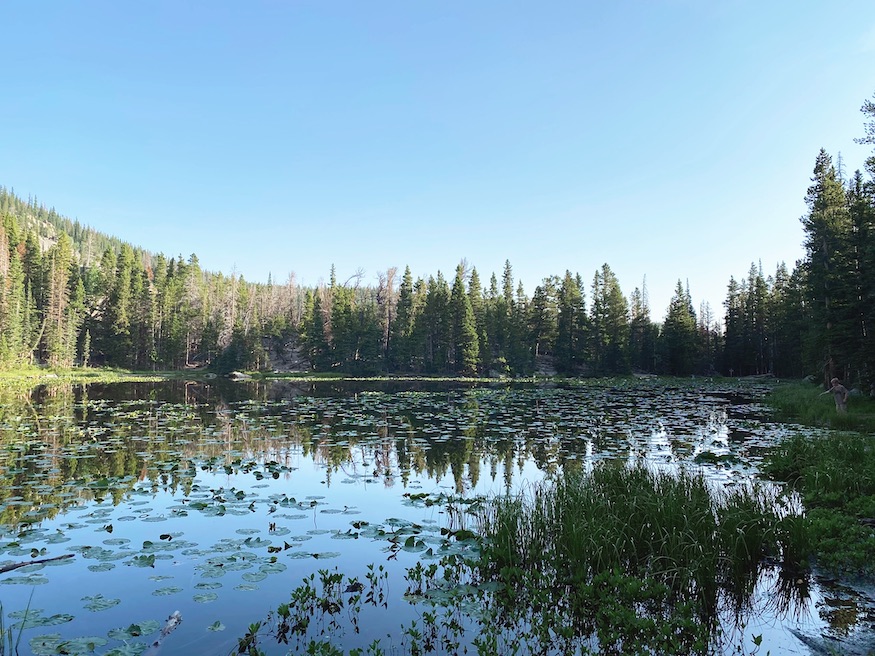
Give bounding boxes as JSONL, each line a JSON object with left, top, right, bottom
{"left": 789, "top": 627, "right": 875, "bottom": 656}
{"left": 262, "top": 335, "right": 308, "bottom": 373}
{"left": 228, "top": 371, "right": 252, "bottom": 381}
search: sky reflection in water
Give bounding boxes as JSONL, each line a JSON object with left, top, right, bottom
{"left": 0, "top": 379, "right": 846, "bottom": 654}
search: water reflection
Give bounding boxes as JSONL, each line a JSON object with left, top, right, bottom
{"left": 0, "top": 379, "right": 796, "bottom": 528}
{"left": 0, "top": 378, "right": 866, "bottom": 655}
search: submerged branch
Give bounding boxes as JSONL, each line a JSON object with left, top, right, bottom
{"left": 0, "top": 553, "right": 74, "bottom": 574}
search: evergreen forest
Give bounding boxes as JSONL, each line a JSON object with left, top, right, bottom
{"left": 2, "top": 95, "right": 874, "bottom": 388}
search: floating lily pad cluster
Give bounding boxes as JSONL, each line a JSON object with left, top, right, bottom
{"left": 0, "top": 379, "right": 800, "bottom": 655}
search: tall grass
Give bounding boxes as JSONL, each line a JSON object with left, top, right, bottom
{"left": 0, "top": 602, "right": 10, "bottom": 656}
{"left": 764, "top": 432, "right": 875, "bottom": 572}
{"left": 477, "top": 462, "right": 808, "bottom": 653}
{"left": 767, "top": 381, "right": 875, "bottom": 432}
{"left": 765, "top": 433, "right": 875, "bottom": 505}
{"left": 0, "top": 592, "right": 33, "bottom": 656}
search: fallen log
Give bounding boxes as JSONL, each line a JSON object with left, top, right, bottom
{"left": 0, "top": 553, "right": 74, "bottom": 574}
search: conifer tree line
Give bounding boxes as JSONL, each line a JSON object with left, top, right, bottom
{"left": 1, "top": 94, "right": 873, "bottom": 384}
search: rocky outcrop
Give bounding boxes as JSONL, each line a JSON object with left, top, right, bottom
{"left": 262, "top": 335, "right": 309, "bottom": 373}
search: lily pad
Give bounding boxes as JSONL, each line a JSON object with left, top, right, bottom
{"left": 234, "top": 583, "right": 259, "bottom": 591}
{"left": 82, "top": 593, "right": 121, "bottom": 612}
{"left": 30, "top": 634, "right": 63, "bottom": 656}
{"left": 107, "top": 620, "right": 160, "bottom": 639}
{"left": 260, "top": 561, "right": 287, "bottom": 574}
{"left": 1, "top": 574, "right": 49, "bottom": 585}
{"left": 12, "top": 611, "right": 74, "bottom": 630}
{"left": 193, "top": 592, "right": 219, "bottom": 603}
{"left": 88, "top": 562, "right": 116, "bottom": 572}
{"left": 127, "top": 554, "right": 156, "bottom": 568}
{"left": 194, "top": 581, "right": 222, "bottom": 590}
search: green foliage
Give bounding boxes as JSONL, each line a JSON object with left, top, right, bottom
{"left": 210, "top": 326, "right": 267, "bottom": 374}
{"left": 477, "top": 463, "right": 806, "bottom": 653}
{"left": 767, "top": 381, "right": 875, "bottom": 432}
{"left": 590, "top": 263, "right": 630, "bottom": 374}
{"left": 720, "top": 93, "right": 875, "bottom": 386}
{"left": 423, "top": 273, "right": 451, "bottom": 374}
{"left": 451, "top": 264, "right": 479, "bottom": 376}
{"left": 764, "top": 430, "right": 875, "bottom": 573}
{"left": 659, "top": 281, "right": 698, "bottom": 375}
{"left": 554, "top": 271, "right": 587, "bottom": 374}
{"left": 235, "top": 462, "right": 802, "bottom": 655}
{"left": 628, "top": 282, "right": 658, "bottom": 373}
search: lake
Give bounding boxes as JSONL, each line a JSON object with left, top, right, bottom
{"left": 0, "top": 378, "right": 867, "bottom": 654}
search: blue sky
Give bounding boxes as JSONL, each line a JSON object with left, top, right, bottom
{"left": 2, "top": 1, "right": 873, "bottom": 319}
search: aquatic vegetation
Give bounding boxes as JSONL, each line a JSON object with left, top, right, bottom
{"left": 237, "top": 464, "right": 796, "bottom": 655}
{"left": 764, "top": 432, "right": 875, "bottom": 573}
{"left": 0, "top": 593, "right": 32, "bottom": 656}
{"left": 0, "top": 378, "right": 864, "bottom": 654}
{"left": 767, "top": 381, "right": 875, "bottom": 432}
{"left": 470, "top": 463, "right": 805, "bottom": 654}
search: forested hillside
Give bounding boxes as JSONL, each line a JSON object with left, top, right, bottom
{"left": 1, "top": 96, "right": 873, "bottom": 386}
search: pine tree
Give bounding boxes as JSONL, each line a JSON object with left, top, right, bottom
{"left": 722, "top": 276, "right": 744, "bottom": 376}
{"left": 659, "top": 280, "right": 699, "bottom": 375}
{"left": 408, "top": 277, "right": 428, "bottom": 372}
{"left": 590, "top": 264, "right": 629, "bottom": 374}
{"left": 451, "top": 264, "right": 479, "bottom": 376}
{"left": 0, "top": 218, "right": 28, "bottom": 364}
{"left": 484, "top": 273, "right": 505, "bottom": 374}
{"left": 42, "top": 233, "right": 75, "bottom": 367}
{"left": 737, "top": 262, "right": 769, "bottom": 375}
{"left": 530, "top": 277, "right": 558, "bottom": 360}
{"left": 555, "top": 271, "right": 586, "bottom": 374}
{"left": 302, "top": 288, "right": 327, "bottom": 369}
{"left": 628, "top": 280, "right": 657, "bottom": 373}
{"left": 508, "top": 281, "right": 532, "bottom": 374}
{"left": 104, "top": 244, "right": 135, "bottom": 366}
{"left": 467, "top": 267, "right": 489, "bottom": 374}
{"left": 376, "top": 267, "right": 397, "bottom": 367}
{"left": 847, "top": 170, "right": 875, "bottom": 384}
{"left": 855, "top": 93, "right": 875, "bottom": 179}
{"left": 801, "top": 149, "right": 855, "bottom": 383}
{"left": 423, "top": 273, "right": 451, "bottom": 373}
{"left": 389, "top": 266, "right": 415, "bottom": 372}
{"left": 769, "top": 263, "right": 807, "bottom": 378}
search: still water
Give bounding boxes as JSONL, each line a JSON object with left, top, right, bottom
{"left": 0, "top": 378, "right": 867, "bottom": 654}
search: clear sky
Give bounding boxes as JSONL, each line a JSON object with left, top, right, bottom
{"left": 2, "top": 1, "right": 873, "bottom": 320}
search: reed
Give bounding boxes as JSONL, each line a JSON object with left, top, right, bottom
{"left": 476, "top": 462, "right": 804, "bottom": 652}
{"left": 0, "top": 592, "right": 33, "bottom": 656}
{"left": 767, "top": 381, "right": 875, "bottom": 432}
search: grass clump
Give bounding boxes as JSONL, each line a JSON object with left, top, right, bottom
{"left": 0, "top": 366, "right": 173, "bottom": 391}
{"left": 476, "top": 462, "right": 807, "bottom": 654}
{"left": 764, "top": 432, "right": 875, "bottom": 573}
{"left": 767, "top": 381, "right": 875, "bottom": 432}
